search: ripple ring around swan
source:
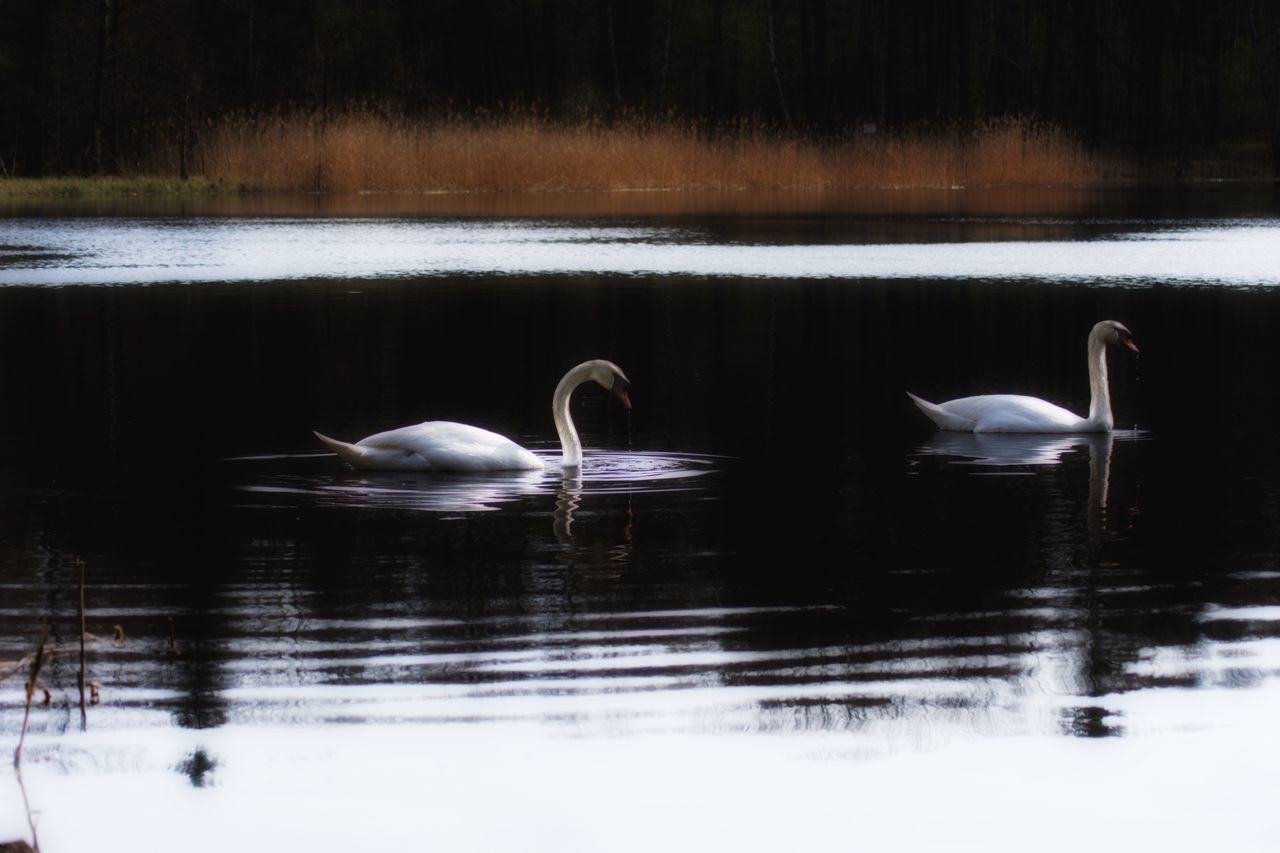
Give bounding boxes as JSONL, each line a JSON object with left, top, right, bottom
{"left": 226, "top": 450, "right": 723, "bottom": 512}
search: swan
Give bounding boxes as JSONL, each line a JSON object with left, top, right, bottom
{"left": 908, "top": 320, "right": 1138, "bottom": 433}
{"left": 314, "top": 359, "right": 631, "bottom": 471}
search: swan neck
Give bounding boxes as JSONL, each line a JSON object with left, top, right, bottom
{"left": 552, "top": 364, "right": 592, "bottom": 468}
{"left": 1087, "top": 332, "right": 1113, "bottom": 429}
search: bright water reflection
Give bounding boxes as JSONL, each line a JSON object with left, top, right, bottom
{"left": 3, "top": 216, "right": 1280, "bottom": 286}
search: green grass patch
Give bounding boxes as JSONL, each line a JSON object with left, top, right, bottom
{"left": 0, "top": 176, "right": 254, "bottom": 197}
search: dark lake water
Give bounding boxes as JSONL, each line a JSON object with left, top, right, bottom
{"left": 3, "top": 188, "right": 1280, "bottom": 851}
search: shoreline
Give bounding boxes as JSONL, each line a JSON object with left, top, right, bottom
{"left": 2, "top": 172, "right": 1273, "bottom": 200}
{"left": 2, "top": 179, "right": 1276, "bottom": 220}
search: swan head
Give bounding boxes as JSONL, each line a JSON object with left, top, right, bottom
{"left": 1093, "top": 320, "right": 1140, "bottom": 354}
{"left": 584, "top": 359, "right": 632, "bottom": 410}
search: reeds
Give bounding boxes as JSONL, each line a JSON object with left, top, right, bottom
{"left": 186, "top": 112, "right": 1107, "bottom": 193}
{"left": 0, "top": 175, "right": 230, "bottom": 196}
{"left": 4, "top": 562, "right": 104, "bottom": 853}
{"left": 9, "top": 630, "right": 50, "bottom": 853}
{"left": 77, "top": 561, "right": 87, "bottom": 733}
{"left": 11, "top": 631, "right": 48, "bottom": 772}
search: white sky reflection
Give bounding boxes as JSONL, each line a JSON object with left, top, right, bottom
{"left": 2, "top": 218, "right": 1280, "bottom": 286}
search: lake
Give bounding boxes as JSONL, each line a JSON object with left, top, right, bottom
{"left": 2, "top": 187, "right": 1280, "bottom": 851}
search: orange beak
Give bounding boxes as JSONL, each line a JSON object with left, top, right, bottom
{"left": 1124, "top": 339, "right": 1140, "bottom": 353}
{"left": 611, "top": 374, "right": 632, "bottom": 410}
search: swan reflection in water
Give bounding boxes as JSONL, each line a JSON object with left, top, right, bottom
{"left": 553, "top": 473, "right": 634, "bottom": 566}
{"left": 553, "top": 473, "right": 583, "bottom": 542}
{"left": 235, "top": 451, "right": 713, "bottom": 544}
{"left": 915, "top": 431, "right": 1114, "bottom": 466}
{"left": 914, "top": 430, "right": 1145, "bottom": 538}
{"left": 320, "top": 468, "right": 622, "bottom": 546}
{"left": 308, "top": 467, "right": 548, "bottom": 513}
{"left": 323, "top": 468, "right": 624, "bottom": 547}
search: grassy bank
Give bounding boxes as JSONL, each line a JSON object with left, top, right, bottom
{"left": 2, "top": 114, "right": 1118, "bottom": 196}
{"left": 0, "top": 175, "right": 239, "bottom": 197}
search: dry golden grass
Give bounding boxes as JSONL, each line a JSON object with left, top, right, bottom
{"left": 187, "top": 112, "right": 1108, "bottom": 192}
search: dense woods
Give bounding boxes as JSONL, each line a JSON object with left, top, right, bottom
{"left": 2, "top": 0, "right": 1280, "bottom": 179}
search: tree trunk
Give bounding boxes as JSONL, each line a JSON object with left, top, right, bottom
{"left": 659, "top": 9, "right": 672, "bottom": 110}
{"left": 764, "top": 0, "right": 792, "bottom": 128}
{"left": 1039, "top": 0, "right": 1057, "bottom": 121}
{"left": 91, "top": 0, "right": 111, "bottom": 174}
{"left": 606, "top": 1, "right": 623, "bottom": 107}
{"left": 709, "top": 0, "right": 724, "bottom": 128}
{"left": 1251, "top": 0, "right": 1280, "bottom": 177}
{"left": 106, "top": 0, "right": 121, "bottom": 173}
{"left": 1069, "top": 0, "right": 1102, "bottom": 144}
{"left": 180, "top": 96, "right": 190, "bottom": 181}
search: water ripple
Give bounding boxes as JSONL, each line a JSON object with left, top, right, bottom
{"left": 228, "top": 450, "right": 720, "bottom": 512}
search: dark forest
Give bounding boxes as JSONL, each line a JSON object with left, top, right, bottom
{"left": 3, "top": 0, "right": 1280, "bottom": 178}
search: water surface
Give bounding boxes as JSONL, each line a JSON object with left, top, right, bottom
{"left": 2, "top": 189, "right": 1279, "bottom": 851}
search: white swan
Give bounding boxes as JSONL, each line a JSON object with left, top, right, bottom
{"left": 314, "top": 359, "right": 631, "bottom": 471}
{"left": 908, "top": 320, "right": 1138, "bottom": 433}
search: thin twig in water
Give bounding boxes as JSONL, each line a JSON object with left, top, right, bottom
{"left": 3, "top": 645, "right": 94, "bottom": 687}
{"left": 14, "top": 761, "right": 40, "bottom": 852}
{"left": 13, "top": 628, "right": 48, "bottom": 770}
{"left": 78, "top": 560, "right": 88, "bottom": 732}
{"left": 0, "top": 656, "right": 31, "bottom": 685}
{"left": 12, "top": 630, "right": 50, "bottom": 852}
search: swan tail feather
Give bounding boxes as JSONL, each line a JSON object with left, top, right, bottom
{"left": 906, "top": 392, "right": 975, "bottom": 432}
{"left": 313, "top": 431, "right": 368, "bottom": 466}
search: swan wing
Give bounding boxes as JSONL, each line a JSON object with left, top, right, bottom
{"left": 318, "top": 421, "right": 543, "bottom": 471}
{"left": 933, "top": 394, "right": 1089, "bottom": 433}
{"left": 359, "top": 421, "right": 544, "bottom": 471}
{"left": 314, "top": 430, "right": 432, "bottom": 470}
{"left": 907, "top": 392, "right": 977, "bottom": 431}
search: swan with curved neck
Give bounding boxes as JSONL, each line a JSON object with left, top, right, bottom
{"left": 908, "top": 320, "right": 1138, "bottom": 433}
{"left": 315, "top": 359, "right": 631, "bottom": 471}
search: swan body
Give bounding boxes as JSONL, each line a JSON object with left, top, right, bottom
{"left": 906, "top": 392, "right": 1092, "bottom": 433}
{"left": 315, "top": 359, "right": 631, "bottom": 472}
{"left": 315, "top": 421, "right": 543, "bottom": 471}
{"left": 908, "top": 320, "right": 1138, "bottom": 434}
